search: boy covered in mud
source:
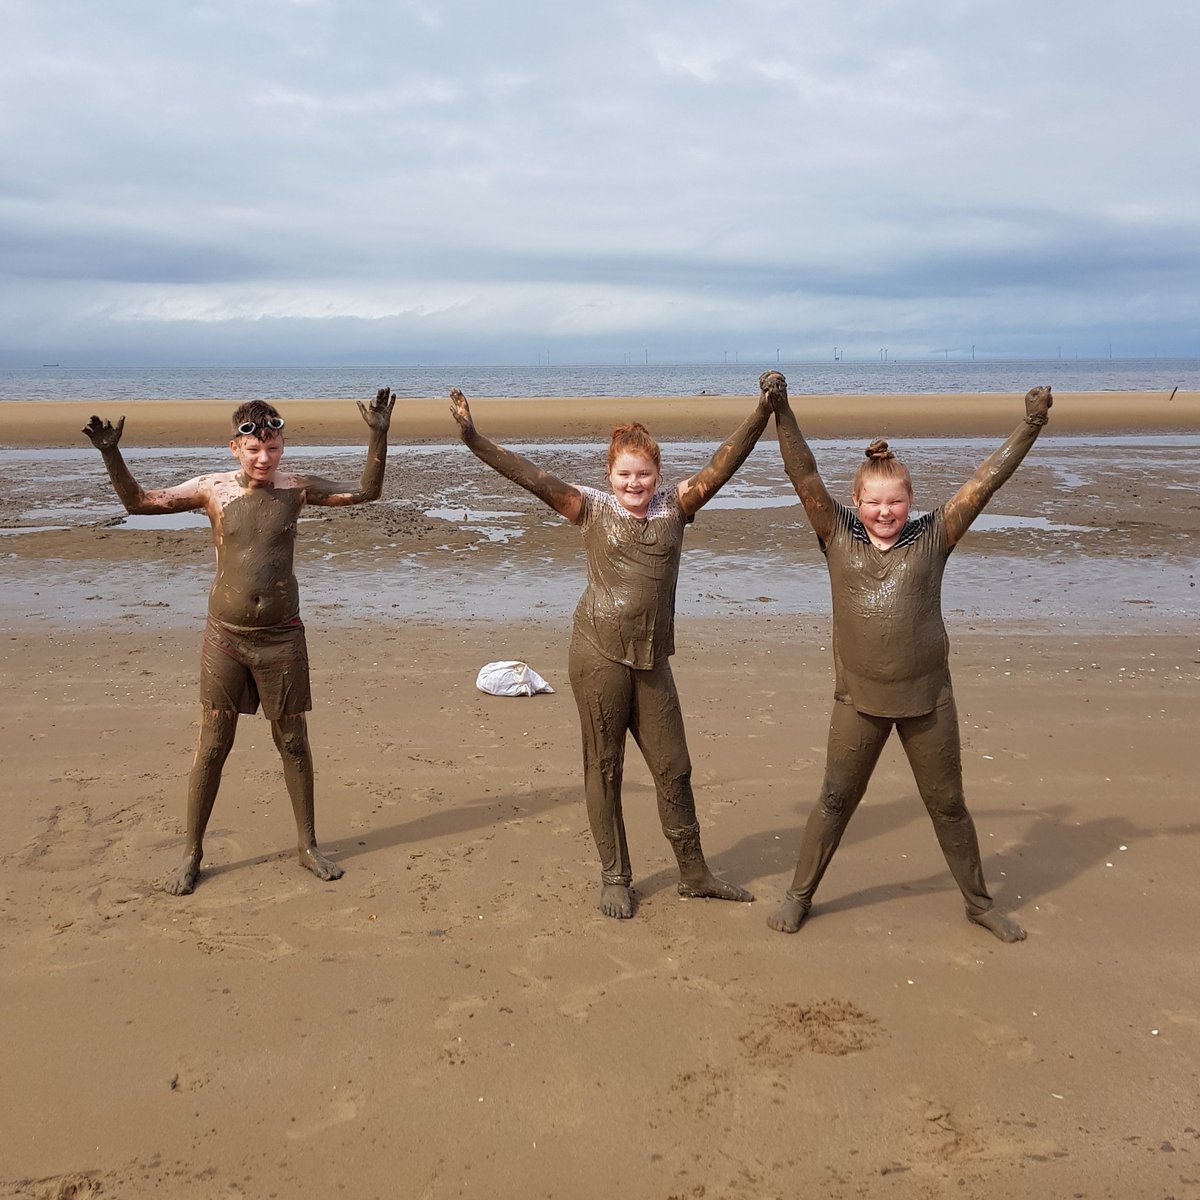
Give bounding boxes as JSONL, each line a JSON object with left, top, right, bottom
{"left": 83, "top": 390, "right": 395, "bottom": 894}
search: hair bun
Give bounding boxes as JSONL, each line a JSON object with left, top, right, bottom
{"left": 865, "top": 438, "right": 893, "bottom": 462}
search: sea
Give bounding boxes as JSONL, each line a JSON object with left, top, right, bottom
{"left": 1, "top": 358, "right": 1197, "bottom": 402}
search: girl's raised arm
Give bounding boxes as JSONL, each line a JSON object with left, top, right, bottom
{"left": 676, "top": 383, "right": 772, "bottom": 517}
{"left": 450, "top": 388, "right": 583, "bottom": 522}
{"left": 762, "top": 372, "right": 837, "bottom": 542}
{"left": 943, "top": 386, "right": 1052, "bottom": 547}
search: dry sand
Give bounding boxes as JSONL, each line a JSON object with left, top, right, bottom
{"left": 2, "top": 388, "right": 1198, "bottom": 446}
{"left": 1, "top": 394, "right": 1198, "bottom": 1200}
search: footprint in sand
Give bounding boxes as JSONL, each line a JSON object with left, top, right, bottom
{"left": 905, "top": 1089, "right": 985, "bottom": 1163}
{"left": 739, "top": 998, "right": 882, "bottom": 1063}
{"left": 969, "top": 1017, "right": 1037, "bottom": 1063}
{"left": 506, "top": 963, "right": 551, "bottom": 994}
{"left": 43, "top": 1172, "right": 105, "bottom": 1199}
{"left": 556, "top": 955, "right": 661, "bottom": 1023}
{"left": 885, "top": 1085, "right": 1067, "bottom": 1178}
{"left": 507, "top": 954, "right": 657, "bottom": 1024}
{"left": 167, "top": 917, "right": 297, "bottom": 960}
{"left": 19, "top": 802, "right": 142, "bottom": 873}
{"left": 300, "top": 904, "right": 377, "bottom": 934}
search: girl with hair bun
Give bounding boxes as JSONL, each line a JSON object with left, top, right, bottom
{"left": 451, "top": 383, "right": 773, "bottom": 920}
{"left": 759, "top": 371, "right": 1053, "bottom": 942}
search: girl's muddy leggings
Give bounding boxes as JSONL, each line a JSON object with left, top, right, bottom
{"left": 568, "top": 633, "right": 699, "bottom": 886}
{"left": 785, "top": 695, "right": 994, "bottom": 917}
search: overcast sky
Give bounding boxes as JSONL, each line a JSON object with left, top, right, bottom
{"left": 3, "top": 0, "right": 1197, "bottom": 366}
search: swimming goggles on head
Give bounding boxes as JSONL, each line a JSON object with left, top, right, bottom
{"left": 235, "top": 417, "right": 285, "bottom": 435}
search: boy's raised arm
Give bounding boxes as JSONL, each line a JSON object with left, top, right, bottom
{"left": 450, "top": 387, "right": 583, "bottom": 522}
{"left": 83, "top": 415, "right": 208, "bottom": 514}
{"left": 299, "top": 388, "right": 395, "bottom": 507}
{"left": 944, "top": 385, "right": 1052, "bottom": 547}
{"left": 762, "top": 372, "right": 837, "bottom": 542}
{"left": 676, "top": 384, "right": 772, "bottom": 517}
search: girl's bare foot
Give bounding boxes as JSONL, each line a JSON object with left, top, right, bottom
{"left": 969, "top": 908, "right": 1026, "bottom": 942}
{"left": 767, "top": 896, "right": 811, "bottom": 933}
{"left": 677, "top": 871, "right": 753, "bottom": 903}
{"left": 600, "top": 882, "right": 635, "bottom": 919}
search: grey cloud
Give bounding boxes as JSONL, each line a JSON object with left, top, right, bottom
{"left": 1, "top": 0, "right": 1198, "bottom": 362}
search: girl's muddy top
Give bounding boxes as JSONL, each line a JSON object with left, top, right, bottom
{"left": 822, "top": 502, "right": 955, "bottom": 718}
{"left": 571, "top": 486, "right": 688, "bottom": 670}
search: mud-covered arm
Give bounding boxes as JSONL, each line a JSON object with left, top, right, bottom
{"left": 943, "top": 385, "right": 1052, "bottom": 547}
{"left": 759, "top": 371, "right": 836, "bottom": 542}
{"left": 449, "top": 387, "right": 583, "bottom": 522}
{"left": 82, "top": 415, "right": 208, "bottom": 514}
{"left": 301, "top": 388, "right": 395, "bottom": 507}
{"left": 676, "top": 387, "right": 772, "bottom": 517}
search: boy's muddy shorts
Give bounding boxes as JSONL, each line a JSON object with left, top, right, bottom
{"left": 200, "top": 616, "right": 312, "bottom": 719}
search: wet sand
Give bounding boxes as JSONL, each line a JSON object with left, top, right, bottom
{"left": 2, "top": 395, "right": 1199, "bottom": 1199}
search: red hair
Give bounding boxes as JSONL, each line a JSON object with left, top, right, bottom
{"left": 607, "top": 422, "right": 661, "bottom": 472}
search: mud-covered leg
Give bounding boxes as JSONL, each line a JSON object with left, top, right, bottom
{"left": 768, "top": 703, "right": 889, "bottom": 932}
{"left": 569, "top": 636, "right": 635, "bottom": 918}
{"left": 169, "top": 709, "right": 238, "bottom": 895}
{"left": 667, "top": 819, "right": 753, "bottom": 902}
{"left": 270, "top": 713, "right": 343, "bottom": 882}
{"left": 630, "top": 660, "right": 752, "bottom": 905}
{"left": 898, "top": 700, "right": 1025, "bottom": 943}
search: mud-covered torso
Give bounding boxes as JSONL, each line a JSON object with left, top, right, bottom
{"left": 821, "top": 502, "right": 953, "bottom": 718}
{"left": 208, "top": 483, "right": 304, "bottom": 628}
{"left": 572, "top": 486, "right": 687, "bottom": 669}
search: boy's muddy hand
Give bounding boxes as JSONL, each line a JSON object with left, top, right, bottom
{"left": 82, "top": 415, "right": 125, "bottom": 450}
{"left": 1025, "top": 385, "right": 1052, "bottom": 421}
{"left": 759, "top": 370, "right": 788, "bottom": 411}
{"left": 449, "top": 388, "right": 474, "bottom": 438}
{"left": 358, "top": 387, "right": 395, "bottom": 431}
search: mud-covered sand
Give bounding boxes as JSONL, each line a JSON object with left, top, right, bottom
{"left": 2, "top": 394, "right": 1198, "bottom": 1199}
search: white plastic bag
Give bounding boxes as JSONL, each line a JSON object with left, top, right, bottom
{"left": 475, "top": 661, "right": 555, "bottom": 697}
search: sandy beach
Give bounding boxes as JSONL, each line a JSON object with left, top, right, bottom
{"left": 2, "top": 388, "right": 1197, "bottom": 447}
{"left": 2, "top": 393, "right": 1198, "bottom": 1200}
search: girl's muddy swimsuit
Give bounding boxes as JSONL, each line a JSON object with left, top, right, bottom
{"left": 568, "top": 486, "right": 700, "bottom": 886}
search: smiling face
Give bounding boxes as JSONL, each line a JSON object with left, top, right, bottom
{"left": 608, "top": 449, "right": 660, "bottom": 517}
{"left": 853, "top": 477, "right": 912, "bottom": 549}
{"left": 229, "top": 432, "right": 284, "bottom": 486}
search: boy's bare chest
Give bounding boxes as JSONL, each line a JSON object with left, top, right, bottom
{"left": 215, "top": 486, "right": 304, "bottom": 547}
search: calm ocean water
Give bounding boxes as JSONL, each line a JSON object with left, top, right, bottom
{"left": 1, "top": 359, "right": 1197, "bottom": 402}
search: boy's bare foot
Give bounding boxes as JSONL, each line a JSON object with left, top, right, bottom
{"left": 299, "top": 845, "right": 344, "bottom": 882}
{"left": 600, "top": 883, "right": 635, "bottom": 919}
{"left": 766, "top": 896, "right": 811, "bottom": 933}
{"left": 165, "top": 851, "right": 203, "bottom": 896}
{"left": 970, "top": 908, "right": 1026, "bottom": 942}
{"left": 677, "top": 871, "right": 753, "bottom": 903}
